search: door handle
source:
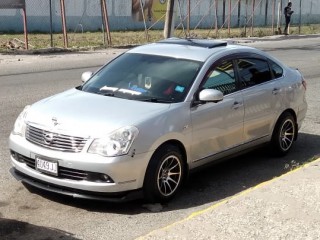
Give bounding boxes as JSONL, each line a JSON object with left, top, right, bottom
{"left": 233, "top": 101, "right": 243, "bottom": 109}
{"left": 272, "top": 88, "right": 280, "bottom": 95}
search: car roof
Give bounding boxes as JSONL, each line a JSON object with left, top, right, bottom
{"left": 127, "top": 38, "right": 256, "bottom": 62}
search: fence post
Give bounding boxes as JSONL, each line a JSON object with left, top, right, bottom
{"left": 187, "top": 0, "right": 190, "bottom": 35}
{"left": 49, "top": 0, "right": 53, "bottom": 48}
{"left": 21, "top": 6, "right": 28, "bottom": 50}
{"left": 60, "top": 0, "right": 68, "bottom": 48}
{"left": 215, "top": 0, "right": 218, "bottom": 36}
{"left": 237, "top": 0, "right": 241, "bottom": 28}
{"left": 222, "top": 0, "right": 226, "bottom": 27}
{"left": 164, "top": 0, "right": 175, "bottom": 38}
{"left": 298, "top": 0, "right": 302, "bottom": 34}
{"left": 244, "top": 0, "right": 248, "bottom": 36}
{"left": 272, "top": 0, "right": 275, "bottom": 34}
{"left": 265, "top": 0, "right": 269, "bottom": 26}
{"left": 251, "top": 0, "right": 255, "bottom": 36}
{"left": 277, "top": 1, "right": 281, "bottom": 34}
{"left": 101, "top": 0, "right": 112, "bottom": 46}
{"left": 228, "top": 0, "right": 231, "bottom": 36}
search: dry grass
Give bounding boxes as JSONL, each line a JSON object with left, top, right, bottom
{"left": 0, "top": 24, "right": 319, "bottom": 52}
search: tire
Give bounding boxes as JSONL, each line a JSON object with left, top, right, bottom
{"left": 143, "top": 144, "right": 184, "bottom": 203}
{"left": 270, "top": 112, "right": 296, "bottom": 157}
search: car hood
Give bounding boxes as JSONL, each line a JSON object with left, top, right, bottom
{"left": 26, "top": 88, "right": 171, "bottom": 137}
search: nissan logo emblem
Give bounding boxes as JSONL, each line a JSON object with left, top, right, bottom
{"left": 44, "top": 133, "right": 54, "bottom": 144}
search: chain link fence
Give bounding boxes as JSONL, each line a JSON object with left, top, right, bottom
{"left": 0, "top": 0, "right": 320, "bottom": 50}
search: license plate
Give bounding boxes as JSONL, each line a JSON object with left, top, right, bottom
{"left": 36, "top": 157, "right": 58, "bottom": 176}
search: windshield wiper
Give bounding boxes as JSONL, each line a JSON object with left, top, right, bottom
{"left": 101, "top": 92, "right": 115, "bottom": 96}
{"left": 136, "top": 97, "right": 173, "bottom": 103}
{"left": 96, "top": 91, "right": 117, "bottom": 97}
{"left": 97, "top": 86, "right": 119, "bottom": 97}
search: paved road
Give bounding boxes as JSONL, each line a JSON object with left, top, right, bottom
{"left": 0, "top": 35, "right": 319, "bottom": 239}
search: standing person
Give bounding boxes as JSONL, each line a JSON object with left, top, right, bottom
{"left": 284, "top": 2, "right": 294, "bottom": 35}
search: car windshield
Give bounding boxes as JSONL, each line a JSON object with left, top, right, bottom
{"left": 81, "top": 53, "right": 202, "bottom": 103}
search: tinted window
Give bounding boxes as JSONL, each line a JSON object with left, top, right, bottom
{"left": 270, "top": 61, "right": 283, "bottom": 78}
{"left": 237, "top": 58, "right": 272, "bottom": 87}
{"left": 81, "top": 53, "right": 202, "bottom": 103}
{"left": 202, "top": 60, "right": 236, "bottom": 95}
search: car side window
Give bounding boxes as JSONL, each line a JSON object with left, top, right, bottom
{"left": 270, "top": 61, "right": 283, "bottom": 78}
{"left": 202, "top": 60, "right": 237, "bottom": 95}
{"left": 237, "top": 58, "right": 272, "bottom": 87}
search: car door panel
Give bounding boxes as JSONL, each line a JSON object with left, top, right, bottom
{"left": 189, "top": 59, "right": 244, "bottom": 167}
{"left": 241, "top": 81, "right": 283, "bottom": 142}
{"left": 237, "top": 58, "right": 284, "bottom": 144}
{"left": 190, "top": 93, "right": 244, "bottom": 167}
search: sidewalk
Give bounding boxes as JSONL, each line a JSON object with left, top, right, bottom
{"left": 139, "top": 158, "right": 320, "bottom": 239}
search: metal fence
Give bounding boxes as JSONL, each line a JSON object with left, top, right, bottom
{"left": 0, "top": 0, "right": 319, "bottom": 49}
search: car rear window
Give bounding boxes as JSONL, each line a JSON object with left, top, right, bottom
{"left": 270, "top": 61, "right": 283, "bottom": 78}
{"left": 237, "top": 58, "right": 272, "bottom": 87}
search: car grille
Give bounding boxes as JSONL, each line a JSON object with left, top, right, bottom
{"left": 15, "top": 153, "right": 90, "bottom": 181}
{"left": 26, "top": 124, "right": 87, "bottom": 153}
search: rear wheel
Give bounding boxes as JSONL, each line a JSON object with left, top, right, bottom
{"left": 143, "top": 144, "right": 184, "bottom": 203}
{"left": 270, "top": 112, "right": 296, "bottom": 157}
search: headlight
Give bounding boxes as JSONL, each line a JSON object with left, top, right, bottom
{"left": 12, "top": 105, "right": 30, "bottom": 136}
{"left": 88, "top": 126, "right": 139, "bottom": 157}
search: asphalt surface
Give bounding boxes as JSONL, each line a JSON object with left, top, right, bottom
{"left": 1, "top": 34, "right": 320, "bottom": 239}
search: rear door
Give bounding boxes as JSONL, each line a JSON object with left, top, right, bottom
{"left": 236, "top": 57, "right": 284, "bottom": 144}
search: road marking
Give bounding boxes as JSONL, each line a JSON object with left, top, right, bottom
{"left": 137, "top": 157, "right": 320, "bottom": 239}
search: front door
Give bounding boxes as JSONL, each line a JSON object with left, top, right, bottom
{"left": 190, "top": 59, "right": 244, "bottom": 166}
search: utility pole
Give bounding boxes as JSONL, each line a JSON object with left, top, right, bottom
{"left": 164, "top": 0, "right": 175, "bottom": 38}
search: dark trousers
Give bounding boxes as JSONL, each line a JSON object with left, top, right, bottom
{"left": 284, "top": 16, "right": 291, "bottom": 34}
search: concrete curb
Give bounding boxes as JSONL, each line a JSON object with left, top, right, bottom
{"left": 137, "top": 157, "right": 320, "bottom": 239}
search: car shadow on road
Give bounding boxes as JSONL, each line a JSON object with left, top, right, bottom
{"left": 23, "top": 132, "right": 320, "bottom": 214}
{"left": 170, "top": 131, "right": 320, "bottom": 209}
{"left": 0, "top": 218, "right": 79, "bottom": 240}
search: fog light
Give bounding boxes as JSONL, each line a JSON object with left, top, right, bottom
{"left": 86, "top": 173, "right": 114, "bottom": 183}
{"left": 101, "top": 174, "right": 111, "bottom": 182}
{"left": 10, "top": 150, "right": 22, "bottom": 162}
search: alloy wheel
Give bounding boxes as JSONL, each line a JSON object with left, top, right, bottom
{"left": 157, "top": 155, "right": 182, "bottom": 197}
{"left": 279, "top": 119, "right": 295, "bottom": 151}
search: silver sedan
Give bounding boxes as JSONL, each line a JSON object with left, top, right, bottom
{"left": 9, "top": 38, "right": 307, "bottom": 203}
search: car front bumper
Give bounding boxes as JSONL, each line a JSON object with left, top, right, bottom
{"left": 10, "top": 168, "right": 143, "bottom": 202}
{"left": 9, "top": 133, "right": 153, "bottom": 199}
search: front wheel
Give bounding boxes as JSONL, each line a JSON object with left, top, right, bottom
{"left": 143, "top": 144, "right": 184, "bottom": 203}
{"left": 270, "top": 112, "right": 296, "bottom": 157}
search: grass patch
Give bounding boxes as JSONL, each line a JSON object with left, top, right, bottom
{"left": 0, "top": 24, "right": 319, "bottom": 52}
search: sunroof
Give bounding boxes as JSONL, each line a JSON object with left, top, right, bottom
{"left": 157, "top": 38, "right": 228, "bottom": 49}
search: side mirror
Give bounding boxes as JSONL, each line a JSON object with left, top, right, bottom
{"left": 81, "top": 71, "right": 93, "bottom": 83}
{"left": 199, "top": 89, "right": 223, "bottom": 103}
